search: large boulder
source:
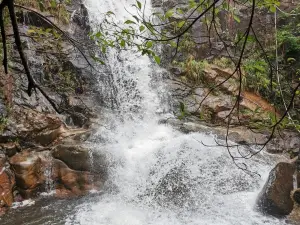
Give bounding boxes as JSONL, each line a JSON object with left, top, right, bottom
{"left": 256, "top": 162, "right": 295, "bottom": 217}
{"left": 9, "top": 150, "right": 104, "bottom": 198}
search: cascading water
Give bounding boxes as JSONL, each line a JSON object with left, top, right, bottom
{"left": 64, "top": 1, "right": 287, "bottom": 225}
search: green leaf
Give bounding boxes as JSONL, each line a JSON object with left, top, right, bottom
{"left": 189, "top": 0, "right": 196, "bottom": 8}
{"left": 154, "top": 55, "right": 161, "bottom": 64}
{"left": 125, "top": 20, "right": 136, "bottom": 24}
{"left": 177, "top": 21, "right": 185, "bottom": 28}
{"left": 106, "top": 11, "right": 115, "bottom": 16}
{"left": 50, "top": 0, "right": 57, "bottom": 8}
{"left": 133, "top": 15, "right": 140, "bottom": 23}
{"left": 92, "top": 55, "right": 105, "bottom": 65}
{"left": 165, "top": 9, "right": 173, "bottom": 19}
{"left": 38, "top": 1, "right": 44, "bottom": 11}
{"left": 233, "top": 15, "right": 240, "bottom": 23}
{"left": 139, "top": 25, "right": 145, "bottom": 32}
{"left": 95, "top": 32, "right": 102, "bottom": 38}
{"left": 170, "top": 41, "right": 177, "bottom": 48}
{"left": 176, "top": 8, "right": 184, "bottom": 15}
{"left": 269, "top": 5, "right": 276, "bottom": 13}
{"left": 146, "top": 41, "right": 153, "bottom": 48}
{"left": 136, "top": 0, "right": 142, "bottom": 9}
{"left": 120, "top": 39, "right": 126, "bottom": 47}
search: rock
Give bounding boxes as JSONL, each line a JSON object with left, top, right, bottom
{"left": 256, "top": 162, "right": 295, "bottom": 217}
{"left": 52, "top": 145, "right": 91, "bottom": 171}
{"left": 9, "top": 151, "right": 46, "bottom": 191}
{"left": 23, "top": 11, "right": 53, "bottom": 28}
{"left": 0, "top": 100, "right": 6, "bottom": 118}
{"left": 153, "top": 167, "right": 191, "bottom": 207}
{"left": 72, "top": 4, "right": 90, "bottom": 31}
{"left": 288, "top": 189, "right": 300, "bottom": 224}
{"left": 68, "top": 112, "right": 88, "bottom": 127}
{"left": 11, "top": 108, "right": 63, "bottom": 145}
{"left": 51, "top": 159, "right": 103, "bottom": 197}
{"left": 9, "top": 149, "right": 104, "bottom": 198}
{"left": 0, "top": 142, "right": 20, "bottom": 157}
{"left": 292, "top": 189, "right": 300, "bottom": 205}
{"left": 0, "top": 154, "right": 15, "bottom": 208}
{"left": 52, "top": 144, "right": 107, "bottom": 176}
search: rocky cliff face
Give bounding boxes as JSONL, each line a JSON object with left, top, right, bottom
{"left": 0, "top": 0, "right": 106, "bottom": 214}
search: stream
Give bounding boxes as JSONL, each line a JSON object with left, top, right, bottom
{"left": 0, "top": 0, "right": 289, "bottom": 224}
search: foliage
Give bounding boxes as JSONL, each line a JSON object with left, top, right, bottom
{"left": 0, "top": 116, "right": 8, "bottom": 134}
{"left": 242, "top": 58, "right": 270, "bottom": 93}
{"left": 16, "top": 0, "right": 71, "bottom": 23}
{"left": 175, "top": 57, "right": 209, "bottom": 84}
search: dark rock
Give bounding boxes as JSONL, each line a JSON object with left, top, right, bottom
{"left": 67, "top": 112, "right": 88, "bottom": 127}
{"left": 169, "top": 66, "right": 184, "bottom": 76}
{"left": 0, "top": 142, "right": 20, "bottom": 157}
{"left": 72, "top": 4, "right": 90, "bottom": 31}
{"left": 293, "top": 189, "right": 300, "bottom": 205}
{"left": 23, "top": 11, "right": 53, "bottom": 28}
{"left": 256, "top": 162, "right": 295, "bottom": 217}
{"left": 153, "top": 167, "right": 191, "bottom": 207}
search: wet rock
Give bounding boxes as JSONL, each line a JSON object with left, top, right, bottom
{"left": 9, "top": 150, "right": 104, "bottom": 198}
{"left": 266, "top": 132, "right": 300, "bottom": 154}
{"left": 23, "top": 11, "right": 53, "bottom": 28}
{"left": 52, "top": 145, "right": 91, "bottom": 172}
{"left": 72, "top": 4, "right": 90, "bottom": 31}
{"left": 256, "top": 162, "right": 295, "bottom": 217}
{"left": 0, "top": 154, "right": 15, "bottom": 208}
{"left": 9, "top": 151, "right": 46, "bottom": 191}
{"left": 153, "top": 167, "right": 191, "bottom": 207}
{"left": 52, "top": 144, "right": 107, "bottom": 177}
{"left": 68, "top": 112, "right": 88, "bottom": 127}
{"left": 288, "top": 189, "right": 300, "bottom": 224}
{"left": 51, "top": 159, "right": 103, "bottom": 197}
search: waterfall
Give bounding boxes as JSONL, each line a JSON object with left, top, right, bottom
{"left": 65, "top": 0, "right": 287, "bottom": 224}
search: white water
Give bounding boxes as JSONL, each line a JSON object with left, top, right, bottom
{"left": 67, "top": 1, "right": 287, "bottom": 224}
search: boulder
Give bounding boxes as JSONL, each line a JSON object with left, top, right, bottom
{"left": 256, "top": 162, "right": 295, "bottom": 217}
{"left": 288, "top": 189, "right": 300, "bottom": 224}
{"left": 52, "top": 144, "right": 107, "bottom": 177}
{"left": 52, "top": 145, "right": 91, "bottom": 171}
{"left": 9, "top": 151, "right": 46, "bottom": 191}
{"left": 9, "top": 149, "right": 104, "bottom": 198}
{"left": 51, "top": 159, "right": 103, "bottom": 197}
{"left": 0, "top": 154, "right": 15, "bottom": 208}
